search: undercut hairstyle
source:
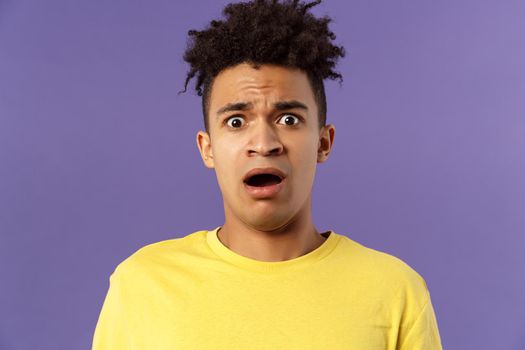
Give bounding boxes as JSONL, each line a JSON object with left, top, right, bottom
{"left": 180, "top": 0, "right": 346, "bottom": 132}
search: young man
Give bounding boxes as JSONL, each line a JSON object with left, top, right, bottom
{"left": 92, "top": 1, "right": 442, "bottom": 349}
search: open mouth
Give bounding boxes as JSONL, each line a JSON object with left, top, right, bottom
{"left": 244, "top": 173, "right": 283, "bottom": 187}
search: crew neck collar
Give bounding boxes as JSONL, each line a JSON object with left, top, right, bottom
{"left": 206, "top": 226, "right": 341, "bottom": 274}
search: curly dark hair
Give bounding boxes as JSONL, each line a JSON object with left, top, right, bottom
{"left": 179, "top": 0, "right": 346, "bottom": 132}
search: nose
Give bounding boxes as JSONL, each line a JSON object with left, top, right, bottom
{"left": 246, "top": 120, "right": 284, "bottom": 157}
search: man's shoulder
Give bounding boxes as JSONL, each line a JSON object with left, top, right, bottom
{"left": 111, "top": 228, "right": 210, "bottom": 277}
{"left": 337, "top": 234, "right": 430, "bottom": 299}
{"left": 134, "top": 228, "right": 207, "bottom": 256}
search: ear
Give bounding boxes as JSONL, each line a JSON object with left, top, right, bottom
{"left": 317, "top": 124, "right": 335, "bottom": 163}
{"left": 196, "top": 130, "right": 215, "bottom": 168}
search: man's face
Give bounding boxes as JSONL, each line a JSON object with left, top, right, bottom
{"left": 196, "top": 62, "right": 335, "bottom": 231}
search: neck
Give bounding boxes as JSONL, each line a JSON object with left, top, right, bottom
{"left": 217, "top": 196, "right": 327, "bottom": 262}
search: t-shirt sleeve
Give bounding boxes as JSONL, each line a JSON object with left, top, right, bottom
{"left": 92, "top": 268, "right": 132, "bottom": 350}
{"left": 398, "top": 294, "right": 443, "bottom": 350}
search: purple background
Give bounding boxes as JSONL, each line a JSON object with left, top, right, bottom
{"left": 1, "top": 0, "right": 524, "bottom": 349}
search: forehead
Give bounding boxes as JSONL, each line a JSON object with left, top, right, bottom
{"left": 209, "top": 63, "right": 317, "bottom": 111}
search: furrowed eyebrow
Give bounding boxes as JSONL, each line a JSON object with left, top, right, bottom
{"left": 273, "top": 100, "right": 308, "bottom": 111}
{"left": 216, "top": 100, "right": 308, "bottom": 120}
{"left": 216, "top": 102, "right": 253, "bottom": 117}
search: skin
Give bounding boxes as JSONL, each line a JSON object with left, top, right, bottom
{"left": 196, "top": 62, "right": 335, "bottom": 262}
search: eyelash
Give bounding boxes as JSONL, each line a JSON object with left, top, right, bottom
{"left": 224, "top": 113, "right": 302, "bottom": 128}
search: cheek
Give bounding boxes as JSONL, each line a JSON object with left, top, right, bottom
{"left": 290, "top": 138, "right": 319, "bottom": 184}
{"left": 298, "top": 133, "right": 320, "bottom": 159}
{"left": 212, "top": 142, "right": 240, "bottom": 187}
{"left": 212, "top": 140, "right": 229, "bottom": 166}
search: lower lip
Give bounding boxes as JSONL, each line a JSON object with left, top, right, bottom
{"left": 243, "top": 178, "right": 285, "bottom": 199}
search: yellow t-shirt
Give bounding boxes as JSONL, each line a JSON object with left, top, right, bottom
{"left": 92, "top": 227, "right": 442, "bottom": 349}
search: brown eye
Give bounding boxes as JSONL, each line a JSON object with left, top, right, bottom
{"left": 278, "top": 114, "right": 300, "bottom": 126}
{"left": 226, "top": 116, "right": 245, "bottom": 128}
